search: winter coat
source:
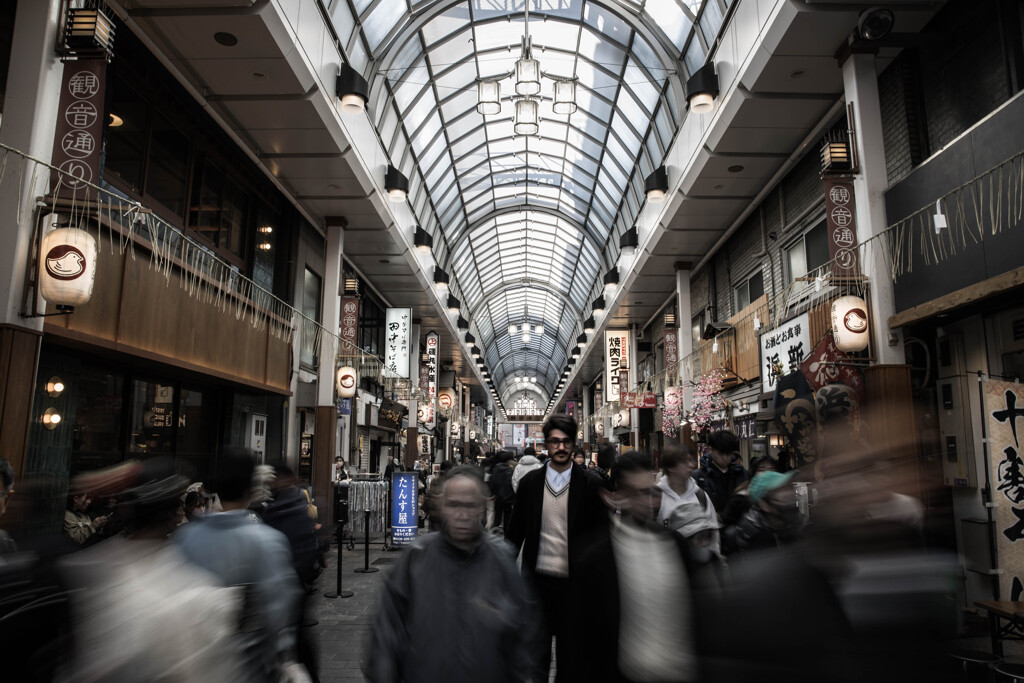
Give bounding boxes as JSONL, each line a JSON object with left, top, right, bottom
{"left": 489, "top": 462, "right": 515, "bottom": 502}
{"left": 511, "top": 455, "right": 543, "bottom": 493}
{"left": 693, "top": 463, "right": 749, "bottom": 516}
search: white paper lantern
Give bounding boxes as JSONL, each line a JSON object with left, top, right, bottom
{"left": 595, "top": 421, "right": 605, "bottom": 435}
{"left": 577, "top": 430, "right": 583, "bottom": 441}
{"left": 39, "top": 226, "right": 96, "bottom": 306}
{"left": 438, "top": 388, "right": 455, "bottom": 410}
{"left": 417, "top": 405, "right": 427, "bottom": 424}
{"left": 615, "top": 409, "right": 631, "bottom": 428}
{"left": 831, "top": 296, "right": 870, "bottom": 352}
{"left": 336, "top": 366, "right": 358, "bottom": 398}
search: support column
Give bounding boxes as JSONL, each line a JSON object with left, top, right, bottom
{"left": 842, "top": 53, "right": 903, "bottom": 364}
{"left": 315, "top": 222, "right": 344, "bottom": 525}
{"left": 676, "top": 264, "right": 696, "bottom": 451}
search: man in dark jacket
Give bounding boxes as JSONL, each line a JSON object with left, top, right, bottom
{"left": 365, "top": 465, "right": 540, "bottom": 683}
{"left": 693, "top": 430, "right": 749, "bottom": 521}
{"left": 488, "top": 450, "right": 515, "bottom": 532}
{"left": 505, "top": 414, "right": 608, "bottom": 682}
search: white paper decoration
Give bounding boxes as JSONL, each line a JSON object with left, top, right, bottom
{"left": 336, "top": 366, "right": 358, "bottom": 398}
{"left": 831, "top": 296, "right": 869, "bottom": 353}
{"left": 39, "top": 226, "right": 96, "bottom": 306}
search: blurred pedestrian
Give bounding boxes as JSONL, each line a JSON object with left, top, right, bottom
{"left": 570, "top": 451, "right": 699, "bottom": 683}
{"left": 512, "top": 446, "right": 543, "bottom": 493}
{"left": 365, "top": 465, "right": 540, "bottom": 682}
{"left": 721, "top": 470, "right": 803, "bottom": 557}
{"left": 0, "top": 456, "right": 15, "bottom": 554}
{"left": 175, "top": 448, "right": 305, "bottom": 682}
{"left": 488, "top": 451, "right": 516, "bottom": 533}
{"left": 693, "top": 430, "right": 749, "bottom": 522}
{"left": 658, "top": 442, "right": 720, "bottom": 556}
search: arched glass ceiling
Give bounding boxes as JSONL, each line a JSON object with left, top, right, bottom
{"left": 328, "top": 0, "right": 732, "bottom": 398}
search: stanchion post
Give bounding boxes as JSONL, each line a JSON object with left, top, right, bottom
{"left": 324, "top": 522, "right": 354, "bottom": 598}
{"left": 354, "top": 509, "right": 379, "bottom": 574}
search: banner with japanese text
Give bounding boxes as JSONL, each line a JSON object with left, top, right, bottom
{"left": 384, "top": 308, "right": 411, "bottom": 378}
{"left": 605, "top": 330, "right": 630, "bottom": 403}
{"left": 986, "top": 379, "right": 1024, "bottom": 598}
{"left": 759, "top": 312, "right": 811, "bottom": 394}
{"left": 425, "top": 331, "right": 438, "bottom": 430}
{"left": 390, "top": 472, "right": 419, "bottom": 545}
{"left": 823, "top": 178, "right": 860, "bottom": 279}
{"left": 664, "top": 329, "right": 679, "bottom": 368}
{"left": 51, "top": 59, "right": 106, "bottom": 196}
{"left": 340, "top": 297, "right": 359, "bottom": 347}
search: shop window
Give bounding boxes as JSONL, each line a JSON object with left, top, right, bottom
{"left": 176, "top": 387, "right": 213, "bottom": 473}
{"left": 359, "top": 294, "right": 386, "bottom": 359}
{"left": 103, "top": 76, "right": 148, "bottom": 193}
{"left": 300, "top": 267, "right": 322, "bottom": 367}
{"left": 734, "top": 271, "right": 764, "bottom": 312}
{"left": 144, "top": 112, "right": 189, "bottom": 218}
{"left": 127, "top": 379, "right": 176, "bottom": 456}
{"left": 691, "top": 310, "right": 705, "bottom": 349}
{"left": 188, "top": 159, "right": 249, "bottom": 262}
{"left": 784, "top": 221, "right": 830, "bottom": 285}
{"left": 69, "top": 369, "right": 125, "bottom": 474}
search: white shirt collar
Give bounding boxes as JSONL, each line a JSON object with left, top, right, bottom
{"left": 545, "top": 463, "right": 572, "bottom": 492}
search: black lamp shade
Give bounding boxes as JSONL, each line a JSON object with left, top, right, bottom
{"left": 583, "top": 316, "right": 596, "bottom": 334}
{"left": 592, "top": 296, "right": 606, "bottom": 314}
{"left": 414, "top": 226, "right": 433, "bottom": 253}
{"left": 433, "top": 266, "right": 450, "bottom": 288}
{"left": 603, "top": 268, "right": 619, "bottom": 290}
{"left": 337, "top": 64, "right": 369, "bottom": 114}
{"left": 577, "top": 333, "right": 587, "bottom": 348}
{"left": 385, "top": 164, "right": 409, "bottom": 202}
{"left": 620, "top": 226, "right": 639, "bottom": 251}
{"left": 686, "top": 63, "right": 719, "bottom": 113}
{"left": 457, "top": 315, "right": 470, "bottom": 331}
{"left": 447, "top": 294, "right": 461, "bottom": 313}
{"left": 465, "top": 332, "right": 476, "bottom": 344}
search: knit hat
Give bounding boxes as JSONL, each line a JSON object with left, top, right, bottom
{"left": 748, "top": 470, "right": 797, "bottom": 503}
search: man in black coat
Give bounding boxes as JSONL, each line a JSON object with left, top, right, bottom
{"left": 692, "top": 430, "right": 749, "bottom": 521}
{"left": 505, "top": 414, "right": 607, "bottom": 682}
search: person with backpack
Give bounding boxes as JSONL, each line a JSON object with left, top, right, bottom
{"left": 657, "top": 441, "right": 720, "bottom": 557}
{"left": 488, "top": 450, "right": 515, "bottom": 533}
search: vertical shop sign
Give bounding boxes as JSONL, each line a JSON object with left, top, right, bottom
{"left": 51, "top": 60, "right": 106, "bottom": 195}
{"left": 514, "top": 423, "right": 525, "bottom": 446}
{"left": 340, "top": 297, "right": 359, "bottom": 347}
{"left": 605, "top": 330, "right": 631, "bottom": 403}
{"left": 391, "top": 472, "right": 419, "bottom": 545}
{"left": 384, "top": 308, "right": 411, "bottom": 378}
{"left": 823, "top": 178, "right": 860, "bottom": 279}
{"left": 759, "top": 312, "right": 811, "bottom": 394}
{"left": 565, "top": 401, "right": 576, "bottom": 420}
{"left": 664, "top": 329, "right": 678, "bottom": 368}
{"left": 986, "top": 380, "right": 1024, "bottom": 598}
{"left": 425, "top": 331, "right": 438, "bottom": 430}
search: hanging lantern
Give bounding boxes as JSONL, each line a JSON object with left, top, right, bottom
{"left": 336, "top": 366, "right": 358, "bottom": 398}
{"left": 577, "top": 430, "right": 583, "bottom": 441}
{"left": 553, "top": 80, "right": 577, "bottom": 115}
{"left": 39, "top": 225, "right": 97, "bottom": 307}
{"left": 831, "top": 295, "right": 869, "bottom": 352}
{"left": 438, "top": 388, "right": 456, "bottom": 410}
{"left": 417, "top": 405, "right": 427, "bottom": 424}
{"left": 614, "top": 409, "right": 630, "bottom": 428}
{"left": 514, "top": 98, "right": 539, "bottom": 136}
{"left": 595, "top": 420, "right": 605, "bottom": 435}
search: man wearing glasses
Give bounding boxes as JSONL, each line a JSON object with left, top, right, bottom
{"left": 505, "top": 414, "right": 608, "bottom": 682}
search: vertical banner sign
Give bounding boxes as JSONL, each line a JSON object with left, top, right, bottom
{"left": 384, "top": 308, "right": 411, "bottom": 378}
{"left": 664, "top": 329, "right": 679, "bottom": 368}
{"left": 514, "top": 423, "right": 525, "bottom": 446}
{"left": 391, "top": 472, "right": 419, "bottom": 545}
{"left": 51, "top": 60, "right": 106, "bottom": 196}
{"left": 605, "top": 330, "right": 631, "bottom": 403}
{"left": 425, "top": 331, "right": 439, "bottom": 430}
{"left": 565, "top": 401, "right": 576, "bottom": 420}
{"left": 340, "top": 297, "right": 359, "bottom": 347}
{"left": 986, "top": 380, "right": 1024, "bottom": 598}
{"left": 823, "top": 179, "right": 860, "bottom": 279}
{"left": 758, "top": 312, "right": 811, "bottom": 394}
{"left": 619, "top": 369, "right": 630, "bottom": 397}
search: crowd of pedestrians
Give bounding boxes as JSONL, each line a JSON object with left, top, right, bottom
{"left": 0, "top": 413, "right": 958, "bottom": 683}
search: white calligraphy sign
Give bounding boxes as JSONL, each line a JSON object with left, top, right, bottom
{"left": 384, "top": 308, "right": 411, "bottom": 378}
{"left": 758, "top": 312, "right": 811, "bottom": 394}
{"left": 605, "top": 330, "right": 631, "bottom": 402}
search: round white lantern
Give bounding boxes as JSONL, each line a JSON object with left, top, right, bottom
{"left": 595, "top": 421, "right": 605, "bottom": 435}
{"left": 39, "top": 226, "right": 97, "bottom": 306}
{"left": 438, "top": 388, "right": 455, "bottom": 410}
{"left": 417, "top": 405, "right": 427, "bottom": 424}
{"left": 831, "top": 296, "right": 870, "bottom": 352}
{"left": 336, "top": 366, "right": 358, "bottom": 398}
{"left": 616, "top": 409, "right": 631, "bottom": 428}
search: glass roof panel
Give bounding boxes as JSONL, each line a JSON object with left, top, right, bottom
{"left": 333, "top": 0, "right": 738, "bottom": 396}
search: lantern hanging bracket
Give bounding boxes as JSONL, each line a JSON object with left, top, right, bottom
{"left": 22, "top": 304, "right": 75, "bottom": 318}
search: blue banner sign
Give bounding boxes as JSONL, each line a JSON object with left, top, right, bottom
{"left": 391, "top": 472, "right": 419, "bottom": 545}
